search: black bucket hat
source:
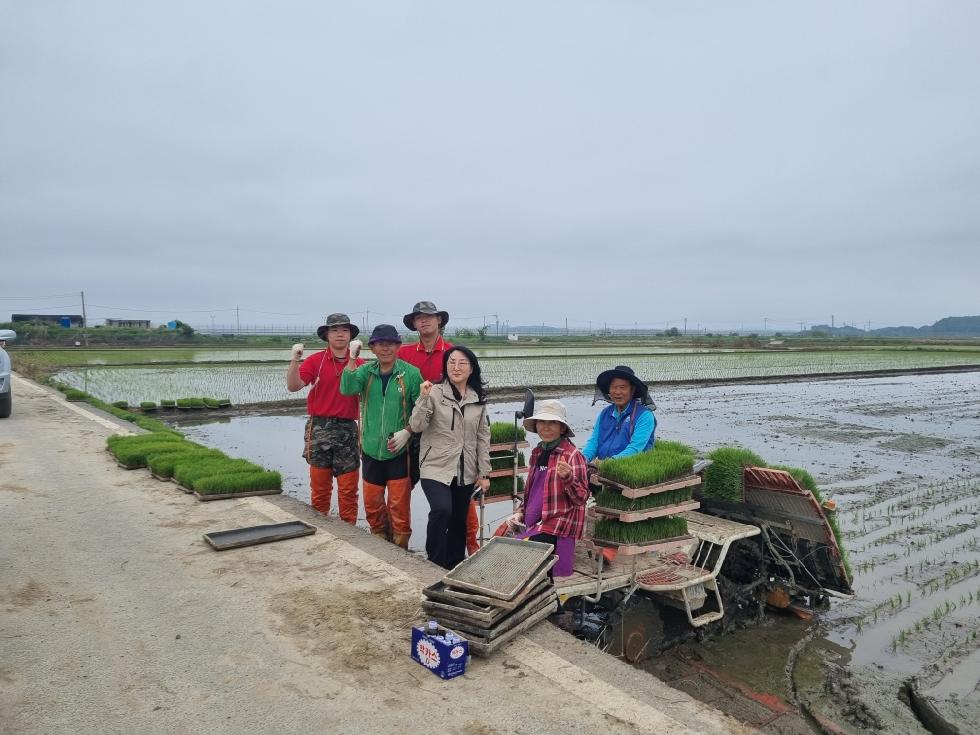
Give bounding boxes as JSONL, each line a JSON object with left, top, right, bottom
{"left": 403, "top": 300, "right": 449, "bottom": 331}
{"left": 367, "top": 323, "right": 402, "bottom": 345}
{"left": 595, "top": 365, "right": 653, "bottom": 406}
{"left": 316, "top": 313, "right": 359, "bottom": 341}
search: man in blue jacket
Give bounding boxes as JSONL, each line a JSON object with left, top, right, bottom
{"left": 582, "top": 365, "right": 656, "bottom": 465}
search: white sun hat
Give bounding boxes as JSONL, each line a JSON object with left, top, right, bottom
{"left": 523, "top": 399, "right": 574, "bottom": 437}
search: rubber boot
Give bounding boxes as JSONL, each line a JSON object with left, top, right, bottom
{"left": 362, "top": 481, "right": 391, "bottom": 539}
{"left": 465, "top": 500, "right": 480, "bottom": 555}
{"left": 309, "top": 466, "right": 334, "bottom": 515}
{"left": 335, "top": 470, "right": 360, "bottom": 525}
{"left": 387, "top": 477, "right": 413, "bottom": 549}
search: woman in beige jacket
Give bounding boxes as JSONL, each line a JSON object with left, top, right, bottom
{"left": 409, "top": 345, "right": 491, "bottom": 569}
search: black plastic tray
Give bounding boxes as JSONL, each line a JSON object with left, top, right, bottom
{"left": 203, "top": 521, "right": 316, "bottom": 550}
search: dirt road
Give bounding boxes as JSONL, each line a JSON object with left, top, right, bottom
{"left": 0, "top": 376, "right": 748, "bottom": 735}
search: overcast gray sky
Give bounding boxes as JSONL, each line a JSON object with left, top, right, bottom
{"left": 2, "top": 1, "right": 978, "bottom": 332}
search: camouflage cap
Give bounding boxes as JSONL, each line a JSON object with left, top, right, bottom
{"left": 402, "top": 300, "right": 449, "bottom": 331}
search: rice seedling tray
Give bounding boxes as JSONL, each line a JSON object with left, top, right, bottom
{"left": 203, "top": 520, "right": 316, "bottom": 550}
{"left": 467, "top": 597, "right": 560, "bottom": 657}
{"left": 488, "top": 441, "right": 530, "bottom": 452}
{"left": 598, "top": 474, "right": 701, "bottom": 499}
{"left": 591, "top": 534, "right": 695, "bottom": 556}
{"left": 443, "top": 538, "right": 556, "bottom": 599}
{"left": 428, "top": 588, "right": 558, "bottom": 641}
{"left": 424, "top": 576, "right": 551, "bottom": 612}
{"left": 194, "top": 488, "right": 284, "bottom": 502}
{"left": 593, "top": 500, "right": 700, "bottom": 523}
{"left": 487, "top": 466, "right": 529, "bottom": 479}
{"left": 116, "top": 461, "right": 143, "bottom": 470}
{"left": 150, "top": 471, "right": 171, "bottom": 481}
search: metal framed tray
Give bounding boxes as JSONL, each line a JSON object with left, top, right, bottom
{"left": 442, "top": 537, "right": 556, "bottom": 600}
{"left": 203, "top": 520, "right": 316, "bottom": 550}
{"left": 194, "top": 488, "right": 284, "bottom": 502}
{"left": 433, "top": 562, "right": 555, "bottom": 610}
{"left": 467, "top": 598, "right": 560, "bottom": 657}
{"left": 430, "top": 588, "right": 558, "bottom": 641}
{"left": 423, "top": 578, "right": 552, "bottom": 626}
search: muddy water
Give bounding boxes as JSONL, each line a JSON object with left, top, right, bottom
{"left": 178, "top": 370, "right": 980, "bottom": 733}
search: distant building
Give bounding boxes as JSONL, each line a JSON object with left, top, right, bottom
{"left": 11, "top": 314, "right": 84, "bottom": 327}
{"left": 105, "top": 319, "right": 151, "bottom": 328}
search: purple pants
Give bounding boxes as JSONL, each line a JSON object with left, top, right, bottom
{"left": 516, "top": 468, "right": 576, "bottom": 577}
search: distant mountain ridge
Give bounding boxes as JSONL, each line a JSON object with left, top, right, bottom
{"left": 811, "top": 316, "right": 980, "bottom": 337}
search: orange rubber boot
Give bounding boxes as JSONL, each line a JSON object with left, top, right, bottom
{"left": 309, "top": 466, "right": 334, "bottom": 515}
{"left": 362, "top": 481, "right": 390, "bottom": 539}
{"left": 335, "top": 470, "right": 360, "bottom": 525}
{"left": 387, "top": 477, "right": 413, "bottom": 549}
{"left": 465, "top": 500, "right": 480, "bottom": 555}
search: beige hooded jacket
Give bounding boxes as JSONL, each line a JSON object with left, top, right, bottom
{"left": 409, "top": 382, "right": 491, "bottom": 486}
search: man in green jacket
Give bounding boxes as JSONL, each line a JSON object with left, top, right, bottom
{"left": 341, "top": 324, "right": 422, "bottom": 549}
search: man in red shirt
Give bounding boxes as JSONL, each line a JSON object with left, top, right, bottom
{"left": 287, "top": 313, "right": 364, "bottom": 524}
{"left": 398, "top": 301, "right": 481, "bottom": 554}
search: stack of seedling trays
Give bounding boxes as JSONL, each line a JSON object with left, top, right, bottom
{"left": 421, "top": 538, "right": 558, "bottom": 656}
{"left": 484, "top": 423, "right": 529, "bottom": 504}
{"left": 591, "top": 440, "right": 700, "bottom": 556}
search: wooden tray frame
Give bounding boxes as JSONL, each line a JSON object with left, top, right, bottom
{"left": 592, "top": 500, "right": 700, "bottom": 523}
{"left": 597, "top": 474, "right": 701, "bottom": 500}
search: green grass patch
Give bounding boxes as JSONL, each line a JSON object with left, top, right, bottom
{"left": 490, "top": 422, "right": 526, "bottom": 444}
{"left": 594, "top": 486, "right": 694, "bottom": 512}
{"left": 112, "top": 400, "right": 129, "bottom": 409}
{"left": 194, "top": 471, "right": 282, "bottom": 494}
{"left": 701, "top": 447, "right": 766, "bottom": 501}
{"left": 597, "top": 441, "right": 696, "bottom": 488}
{"left": 65, "top": 388, "right": 87, "bottom": 401}
{"left": 593, "top": 516, "right": 689, "bottom": 544}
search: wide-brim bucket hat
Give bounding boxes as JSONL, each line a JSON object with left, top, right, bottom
{"left": 595, "top": 365, "right": 652, "bottom": 405}
{"left": 403, "top": 300, "right": 449, "bottom": 331}
{"left": 367, "top": 323, "right": 402, "bottom": 345}
{"left": 317, "top": 313, "right": 359, "bottom": 341}
{"left": 523, "top": 399, "right": 574, "bottom": 437}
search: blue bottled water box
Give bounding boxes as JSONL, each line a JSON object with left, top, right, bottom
{"left": 411, "top": 624, "right": 469, "bottom": 680}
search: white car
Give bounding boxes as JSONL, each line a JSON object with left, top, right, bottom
{"left": 0, "top": 328, "right": 15, "bottom": 418}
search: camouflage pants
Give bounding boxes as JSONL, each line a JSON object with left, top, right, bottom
{"left": 303, "top": 417, "right": 359, "bottom": 474}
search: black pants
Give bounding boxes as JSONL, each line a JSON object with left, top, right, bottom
{"left": 529, "top": 532, "right": 559, "bottom": 578}
{"left": 421, "top": 478, "right": 473, "bottom": 570}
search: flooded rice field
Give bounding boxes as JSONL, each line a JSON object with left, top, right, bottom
{"left": 176, "top": 370, "right": 980, "bottom": 733}
{"left": 53, "top": 347, "right": 980, "bottom": 406}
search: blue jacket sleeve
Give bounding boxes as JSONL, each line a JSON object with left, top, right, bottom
{"left": 612, "top": 411, "right": 655, "bottom": 459}
{"left": 581, "top": 420, "right": 601, "bottom": 462}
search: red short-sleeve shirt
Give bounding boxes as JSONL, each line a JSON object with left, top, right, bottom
{"left": 299, "top": 351, "right": 364, "bottom": 419}
{"left": 397, "top": 337, "right": 454, "bottom": 383}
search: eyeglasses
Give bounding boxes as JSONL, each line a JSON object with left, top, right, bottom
{"left": 447, "top": 360, "right": 471, "bottom": 368}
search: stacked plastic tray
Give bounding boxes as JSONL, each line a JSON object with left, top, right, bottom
{"left": 421, "top": 537, "right": 558, "bottom": 656}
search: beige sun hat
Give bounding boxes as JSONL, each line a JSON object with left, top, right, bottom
{"left": 523, "top": 399, "right": 574, "bottom": 437}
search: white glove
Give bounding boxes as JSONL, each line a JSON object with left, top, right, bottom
{"left": 387, "top": 428, "right": 411, "bottom": 453}
{"left": 506, "top": 513, "right": 525, "bottom": 532}
{"left": 291, "top": 343, "right": 304, "bottom": 360}
{"left": 349, "top": 339, "right": 363, "bottom": 359}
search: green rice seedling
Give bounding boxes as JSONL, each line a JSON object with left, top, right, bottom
{"left": 594, "top": 486, "right": 694, "bottom": 512}
{"left": 701, "top": 447, "right": 766, "bottom": 501}
{"left": 173, "top": 457, "right": 264, "bottom": 488}
{"left": 112, "top": 400, "right": 129, "bottom": 409}
{"left": 160, "top": 399, "right": 176, "bottom": 408}
{"left": 148, "top": 448, "right": 225, "bottom": 477}
{"left": 490, "top": 422, "right": 526, "bottom": 444}
{"left": 106, "top": 432, "right": 184, "bottom": 451}
{"left": 112, "top": 441, "right": 196, "bottom": 468}
{"left": 598, "top": 443, "right": 696, "bottom": 489}
{"left": 488, "top": 475, "right": 525, "bottom": 498}
{"left": 176, "top": 397, "right": 206, "bottom": 409}
{"left": 193, "top": 470, "right": 282, "bottom": 495}
{"left": 65, "top": 388, "right": 87, "bottom": 401}
{"left": 216, "top": 398, "right": 232, "bottom": 407}
{"left": 203, "top": 397, "right": 220, "bottom": 408}
{"left": 593, "top": 516, "right": 689, "bottom": 545}
{"left": 140, "top": 401, "right": 157, "bottom": 411}
{"left": 491, "top": 451, "right": 527, "bottom": 472}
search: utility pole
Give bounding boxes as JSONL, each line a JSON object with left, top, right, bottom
{"left": 831, "top": 314, "right": 835, "bottom": 329}
{"left": 763, "top": 317, "right": 768, "bottom": 334}
{"left": 565, "top": 317, "right": 568, "bottom": 336}
{"left": 236, "top": 305, "right": 241, "bottom": 334}
{"left": 684, "top": 317, "right": 687, "bottom": 335}
{"left": 80, "top": 290, "right": 89, "bottom": 346}
{"left": 493, "top": 313, "right": 499, "bottom": 337}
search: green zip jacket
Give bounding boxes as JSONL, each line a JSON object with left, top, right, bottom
{"left": 340, "top": 359, "right": 422, "bottom": 461}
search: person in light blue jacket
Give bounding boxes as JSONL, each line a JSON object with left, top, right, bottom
{"left": 581, "top": 365, "right": 656, "bottom": 465}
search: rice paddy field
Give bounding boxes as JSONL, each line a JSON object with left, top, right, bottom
{"left": 43, "top": 345, "right": 980, "bottom": 406}
{"left": 175, "top": 369, "right": 980, "bottom": 733}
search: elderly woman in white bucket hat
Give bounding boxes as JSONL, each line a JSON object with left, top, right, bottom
{"left": 506, "top": 399, "right": 590, "bottom": 577}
